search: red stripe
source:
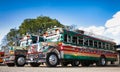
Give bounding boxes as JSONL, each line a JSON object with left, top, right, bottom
{"left": 61, "top": 45, "right": 117, "bottom": 56}
{"left": 0, "top": 52, "right": 4, "bottom": 54}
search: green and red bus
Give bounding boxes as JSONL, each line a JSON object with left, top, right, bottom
{"left": 26, "top": 27, "right": 118, "bottom": 67}
{"left": 4, "top": 34, "right": 40, "bottom": 67}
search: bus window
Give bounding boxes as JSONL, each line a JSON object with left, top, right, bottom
{"left": 68, "top": 35, "right": 72, "bottom": 43}
{"left": 20, "top": 41, "right": 27, "bottom": 47}
{"left": 113, "top": 45, "right": 116, "bottom": 51}
{"left": 111, "top": 44, "right": 115, "bottom": 50}
{"left": 78, "top": 37, "right": 84, "bottom": 45}
{"left": 98, "top": 42, "right": 101, "bottom": 49}
{"left": 103, "top": 43, "right": 106, "bottom": 49}
{"left": 89, "top": 39, "right": 93, "bottom": 47}
{"left": 101, "top": 42, "right": 103, "bottom": 49}
{"left": 32, "top": 36, "right": 37, "bottom": 43}
{"left": 39, "top": 37, "right": 45, "bottom": 42}
{"left": 107, "top": 44, "right": 110, "bottom": 50}
{"left": 94, "top": 41, "right": 98, "bottom": 48}
{"left": 72, "top": 36, "right": 77, "bottom": 44}
{"left": 64, "top": 34, "right": 67, "bottom": 42}
{"left": 84, "top": 39, "right": 89, "bottom": 46}
{"left": 106, "top": 44, "right": 109, "bottom": 50}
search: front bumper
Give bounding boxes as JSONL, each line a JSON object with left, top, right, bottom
{"left": 26, "top": 58, "right": 46, "bottom": 63}
{"left": 26, "top": 53, "right": 46, "bottom": 63}
{"left": 4, "top": 56, "right": 15, "bottom": 63}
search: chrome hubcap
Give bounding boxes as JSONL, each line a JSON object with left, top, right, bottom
{"left": 101, "top": 58, "right": 105, "bottom": 65}
{"left": 49, "top": 55, "right": 57, "bottom": 65}
{"left": 75, "top": 61, "right": 80, "bottom": 65}
{"left": 17, "top": 57, "right": 25, "bottom": 65}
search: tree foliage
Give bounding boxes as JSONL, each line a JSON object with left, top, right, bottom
{"left": 19, "top": 16, "right": 64, "bottom": 35}
{"left": 6, "top": 28, "right": 19, "bottom": 46}
{"left": 6, "top": 16, "right": 64, "bottom": 46}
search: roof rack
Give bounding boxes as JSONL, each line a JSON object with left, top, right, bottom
{"left": 84, "top": 31, "right": 114, "bottom": 42}
{"left": 75, "top": 29, "right": 114, "bottom": 42}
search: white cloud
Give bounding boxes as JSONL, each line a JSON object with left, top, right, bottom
{"left": 105, "top": 12, "right": 120, "bottom": 28}
{"left": 79, "top": 11, "right": 120, "bottom": 44}
{"left": 79, "top": 26, "right": 105, "bottom": 35}
{"left": 104, "top": 11, "right": 120, "bottom": 44}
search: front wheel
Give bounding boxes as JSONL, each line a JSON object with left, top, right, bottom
{"left": 46, "top": 53, "right": 59, "bottom": 67}
{"left": 15, "top": 56, "right": 26, "bottom": 67}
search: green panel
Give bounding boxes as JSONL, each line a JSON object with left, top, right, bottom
{"left": 64, "top": 54, "right": 117, "bottom": 61}
{"left": 64, "top": 54, "right": 99, "bottom": 61}
{"left": 106, "top": 58, "right": 117, "bottom": 61}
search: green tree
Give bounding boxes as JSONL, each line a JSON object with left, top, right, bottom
{"left": 6, "top": 16, "right": 64, "bottom": 46}
{"left": 19, "top": 16, "right": 64, "bottom": 35}
{"left": 6, "top": 28, "right": 19, "bottom": 46}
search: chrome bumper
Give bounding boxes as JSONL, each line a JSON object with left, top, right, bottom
{"left": 26, "top": 53, "right": 46, "bottom": 63}
{"left": 26, "top": 58, "right": 46, "bottom": 63}
{"left": 4, "top": 56, "right": 15, "bottom": 63}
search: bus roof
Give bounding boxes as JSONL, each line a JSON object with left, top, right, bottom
{"left": 63, "top": 29, "right": 115, "bottom": 44}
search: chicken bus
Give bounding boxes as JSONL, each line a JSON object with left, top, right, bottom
{"left": 4, "top": 34, "right": 40, "bottom": 67}
{"left": 26, "top": 27, "right": 118, "bottom": 67}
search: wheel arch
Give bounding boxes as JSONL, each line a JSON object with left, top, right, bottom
{"left": 47, "top": 47, "right": 61, "bottom": 59}
{"left": 100, "top": 54, "right": 106, "bottom": 58}
{"left": 15, "top": 54, "right": 26, "bottom": 58}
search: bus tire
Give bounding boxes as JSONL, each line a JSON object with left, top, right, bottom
{"left": 71, "top": 60, "right": 80, "bottom": 67}
{"left": 96, "top": 57, "right": 107, "bottom": 66}
{"left": 46, "top": 53, "right": 59, "bottom": 67}
{"left": 6, "top": 63, "right": 15, "bottom": 67}
{"left": 30, "top": 63, "right": 40, "bottom": 67}
{"left": 15, "top": 55, "right": 26, "bottom": 67}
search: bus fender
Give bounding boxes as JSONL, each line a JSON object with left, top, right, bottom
{"left": 47, "top": 47, "right": 61, "bottom": 59}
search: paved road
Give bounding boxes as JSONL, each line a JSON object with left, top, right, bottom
{"left": 0, "top": 64, "right": 120, "bottom": 72}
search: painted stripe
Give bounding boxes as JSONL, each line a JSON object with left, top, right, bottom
{"left": 64, "top": 51, "right": 100, "bottom": 57}
{"left": 62, "top": 46, "right": 117, "bottom": 55}
{"left": 64, "top": 54, "right": 117, "bottom": 61}
{"left": 64, "top": 54, "right": 99, "bottom": 61}
{"left": 63, "top": 50, "right": 117, "bottom": 59}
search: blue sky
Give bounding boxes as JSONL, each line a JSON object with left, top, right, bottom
{"left": 0, "top": 0, "right": 120, "bottom": 44}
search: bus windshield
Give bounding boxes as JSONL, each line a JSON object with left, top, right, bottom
{"left": 43, "top": 28, "right": 61, "bottom": 42}
{"left": 20, "top": 37, "right": 31, "bottom": 47}
{"left": 47, "top": 28, "right": 60, "bottom": 36}
{"left": 20, "top": 40, "right": 31, "bottom": 47}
